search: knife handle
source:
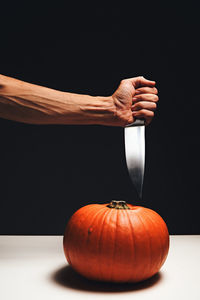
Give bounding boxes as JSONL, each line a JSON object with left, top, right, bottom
{"left": 126, "top": 119, "right": 145, "bottom": 127}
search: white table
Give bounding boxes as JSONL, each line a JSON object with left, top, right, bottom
{"left": 0, "top": 235, "right": 199, "bottom": 300}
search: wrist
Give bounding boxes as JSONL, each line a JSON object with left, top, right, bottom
{"left": 79, "top": 95, "right": 116, "bottom": 125}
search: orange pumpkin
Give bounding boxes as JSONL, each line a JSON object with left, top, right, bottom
{"left": 63, "top": 200, "right": 169, "bottom": 283}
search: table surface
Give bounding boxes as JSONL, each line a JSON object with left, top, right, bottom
{"left": 0, "top": 235, "right": 200, "bottom": 300}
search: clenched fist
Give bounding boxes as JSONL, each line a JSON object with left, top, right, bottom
{"left": 111, "top": 76, "right": 159, "bottom": 127}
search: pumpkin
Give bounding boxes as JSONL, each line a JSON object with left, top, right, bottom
{"left": 63, "top": 200, "right": 169, "bottom": 283}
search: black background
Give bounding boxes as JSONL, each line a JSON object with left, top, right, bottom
{"left": 0, "top": 2, "right": 199, "bottom": 234}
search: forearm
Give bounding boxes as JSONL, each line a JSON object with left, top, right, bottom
{"left": 0, "top": 74, "right": 115, "bottom": 125}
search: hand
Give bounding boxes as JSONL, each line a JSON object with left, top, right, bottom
{"left": 111, "top": 76, "right": 159, "bottom": 126}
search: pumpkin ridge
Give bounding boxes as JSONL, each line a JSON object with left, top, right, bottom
{"left": 126, "top": 209, "right": 136, "bottom": 282}
{"left": 149, "top": 210, "right": 169, "bottom": 267}
{"left": 135, "top": 210, "right": 152, "bottom": 280}
{"left": 85, "top": 206, "right": 107, "bottom": 242}
{"left": 65, "top": 205, "right": 98, "bottom": 267}
{"left": 146, "top": 210, "right": 170, "bottom": 254}
{"left": 142, "top": 210, "right": 164, "bottom": 271}
{"left": 85, "top": 206, "right": 108, "bottom": 279}
{"left": 109, "top": 208, "right": 118, "bottom": 282}
{"left": 97, "top": 209, "right": 112, "bottom": 281}
{"left": 105, "top": 208, "right": 115, "bottom": 282}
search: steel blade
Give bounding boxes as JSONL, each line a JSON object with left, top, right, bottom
{"left": 124, "top": 124, "right": 145, "bottom": 199}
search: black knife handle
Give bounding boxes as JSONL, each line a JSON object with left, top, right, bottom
{"left": 126, "top": 119, "right": 145, "bottom": 127}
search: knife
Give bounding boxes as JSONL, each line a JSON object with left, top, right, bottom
{"left": 124, "top": 119, "right": 145, "bottom": 199}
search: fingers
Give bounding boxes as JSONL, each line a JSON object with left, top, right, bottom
{"left": 124, "top": 76, "right": 158, "bottom": 126}
{"left": 131, "top": 93, "right": 158, "bottom": 126}
{"left": 132, "top": 109, "right": 154, "bottom": 126}
{"left": 133, "top": 93, "right": 159, "bottom": 103}
{"left": 132, "top": 101, "right": 157, "bottom": 112}
{"left": 135, "top": 86, "right": 158, "bottom": 95}
{"left": 129, "top": 76, "right": 156, "bottom": 88}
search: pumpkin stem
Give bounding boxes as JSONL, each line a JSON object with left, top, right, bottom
{"left": 107, "top": 200, "right": 130, "bottom": 210}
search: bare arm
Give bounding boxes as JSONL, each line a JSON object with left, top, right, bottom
{"left": 0, "top": 74, "right": 158, "bottom": 126}
{"left": 0, "top": 74, "right": 114, "bottom": 125}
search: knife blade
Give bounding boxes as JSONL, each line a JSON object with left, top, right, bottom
{"left": 124, "top": 119, "right": 145, "bottom": 199}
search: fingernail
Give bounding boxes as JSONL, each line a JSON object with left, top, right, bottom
{"left": 133, "top": 97, "right": 137, "bottom": 101}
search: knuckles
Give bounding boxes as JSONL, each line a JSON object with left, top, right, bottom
{"left": 120, "top": 78, "right": 129, "bottom": 84}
